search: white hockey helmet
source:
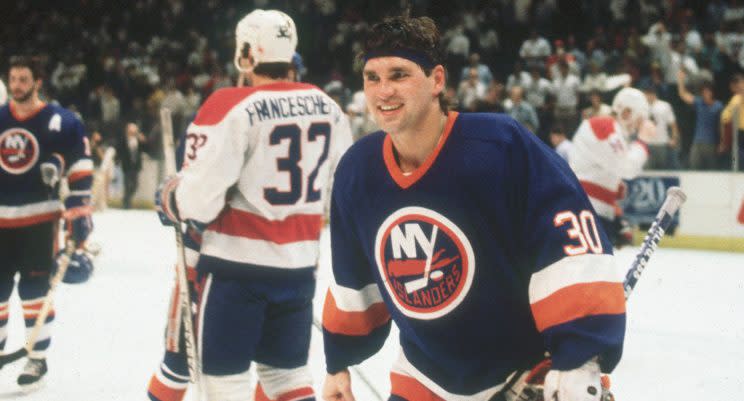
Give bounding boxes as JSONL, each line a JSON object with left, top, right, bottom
{"left": 612, "top": 87, "right": 649, "bottom": 133}
{"left": 234, "top": 9, "right": 297, "bottom": 73}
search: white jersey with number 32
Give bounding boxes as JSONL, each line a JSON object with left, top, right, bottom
{"left": 175, "top": 82, "right": 352, "bottom": 270}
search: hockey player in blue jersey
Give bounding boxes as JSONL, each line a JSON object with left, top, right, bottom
{"left": 321, "top": 16, "right": 626, "bottom": 401}
{"left": 0, "top": 56, "right": 93, "bottom": 387}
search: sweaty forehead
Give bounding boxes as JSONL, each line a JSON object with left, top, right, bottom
{"left": 363, "top": 56, "right": 420, "bottom": 74}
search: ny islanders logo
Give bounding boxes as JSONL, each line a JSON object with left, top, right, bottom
{"left": 0, "top": 128, "right": 39, "bottom": 174}
{"left": 375, "top": 207, "right": 475, "bottom": 320}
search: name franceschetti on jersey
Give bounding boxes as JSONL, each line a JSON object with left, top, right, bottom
{"left": 244, "top": 93, "right": 332, "bottom": 125}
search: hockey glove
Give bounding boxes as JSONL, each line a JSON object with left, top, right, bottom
{"left": 40, "top": 161, "right": 60, "bottom": 188}
{"left": 63, "top": 194, "right": 93, "bottom": 248}
{"left": 40, "top": 154, "right": 64, "bottom": 188}
{"left": 155, "top": 176, "right": 181, "bottom": 226}
{"left": 543, "top": 357, "right": 601, "bottom": 401}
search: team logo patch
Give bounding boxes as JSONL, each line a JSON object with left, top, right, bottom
{"left": 375, "top": 207, "right": 475, "bottom": 320}
{"left": 0, "top": 128, "right": 39, "bottom": 174}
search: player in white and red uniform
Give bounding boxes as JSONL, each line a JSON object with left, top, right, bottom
{"left": 156, "top": 9, "right": 352, "bottom": 401}
{"left": 0, "top": 78, "right": 7, "bottom": 106}
{"left": 569, "top": 87, "right": 650, "bottom": 246}
{"left": 0, "top": 56, "right": 93, "bottom": 387}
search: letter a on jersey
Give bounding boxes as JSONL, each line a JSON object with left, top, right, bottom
{"left": 375, "top": 207, "right": 475, "bottom": 320}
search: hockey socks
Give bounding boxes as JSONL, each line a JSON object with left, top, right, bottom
{"left": 147, "top": 359, "right": 189, "bottom": 401}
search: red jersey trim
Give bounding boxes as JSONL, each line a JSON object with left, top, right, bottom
{"left": 192, "top": 82, "right": 320, "bottom": 126}
{"left": 275, "top": 387, "right": 315, "bottom": 401}
{"left": 68, "top": 170, "right": 93, "bottom": 183}
{"left": 738, "top": 197, "right": 744, "bottom": 225}
{"left": 0, "top": 211, "right": 60, "bottom": 228}
{"left": 580, "top": 180, "right": 620, "bottom": 205}
{"left": 390, "top": 372, "right": 446, "bottom": 401}
{"left": 147, "top": 375, "right": 187, "bottom": 401}
{"left": 322, "top": 290, "right": 391, "bottom": 336}
{"left": 383, "top": 112, "right": 459, "bottom": 190}
{"left": 531, "top": 281, "right": 626, "bottom": 332}
{"left": 9, "top": 101, "right": 47, "bottom": 122}
{"left": 207, "top": 207, "right": 323, "bottom": 245}
{"left": 588, "top": 116, "right": 616, "bottom": 140}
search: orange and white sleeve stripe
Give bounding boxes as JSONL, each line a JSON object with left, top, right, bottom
{"left": 322, "top": 282, "right": 390, "bottom": 336}
{"left": 529, "top": 253, "right": 625, "bottom": 332}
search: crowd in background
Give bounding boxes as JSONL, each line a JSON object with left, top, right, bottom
{"left": 2, "top": 0, "right": 744, "bottom": 187}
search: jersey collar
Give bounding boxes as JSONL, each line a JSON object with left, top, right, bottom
{"left": 383, "top": 111, "right": 458, "bottom": 190}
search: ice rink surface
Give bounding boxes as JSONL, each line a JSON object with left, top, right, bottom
{"left": 0, "top": 209, "right": 742, "bottom": 400}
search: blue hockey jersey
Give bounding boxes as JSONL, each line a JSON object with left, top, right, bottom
{"left": 322, "top": 112, "right": 626, "bottom": 398}
{"left": 0, "top": 102, "right": 92, "bottom": 227}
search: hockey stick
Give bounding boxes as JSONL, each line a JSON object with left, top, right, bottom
{"left": 490, "top": 186, "right": 687, "bottom": 401}
{"left": 404, "top": 226, "right": 438, "bottom": 293}
{"left": 0, "top": 242, "right": 75, "bottom": 367}
{"left": 310, "top": 317, "right": 385, "bottom": 401}
{"left": 160, "top": 108, "right": 202, "bottom": 391}
{"left": 623, "top": 186, "right": 687, "bottom": 298}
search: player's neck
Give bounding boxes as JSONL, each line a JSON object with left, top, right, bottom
{"left": 251, "top": 75, "right": 291, "bottom": 87}
{"left": 11, "top": 96, "right": 44, "bottom": 119}
{"left": 390, "top": 109, "right": 448, "bottom": 173}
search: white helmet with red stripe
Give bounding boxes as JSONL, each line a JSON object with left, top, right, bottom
{"left": 612, "top": 87, "right": 649, "bottom": 134}
{"left": 234, "top": 9, "right": 297, "bottom": 74}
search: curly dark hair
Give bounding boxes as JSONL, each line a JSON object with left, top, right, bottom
{"left": 362, "top": 16, "right": 444, "bottom": 68}
{"left": 362, "top": 15, "right": 448, "bottom": 112}
{"left": 9, "top": 55, "right": 44, "bottom": 80}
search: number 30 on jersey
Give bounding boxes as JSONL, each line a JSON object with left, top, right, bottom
{"left": 554, "top": 210, "right": 603, "bottom": 256}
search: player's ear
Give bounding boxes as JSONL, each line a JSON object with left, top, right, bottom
{"left": 431, "top": 65, "right": 446, "bottom": 97}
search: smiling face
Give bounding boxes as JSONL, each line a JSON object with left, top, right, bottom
{"left": 362, "top": 56, "right": 445, "bottom": 136}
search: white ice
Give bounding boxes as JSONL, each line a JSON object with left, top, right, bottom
{"left": 0, "top": 210, "right": 741, "bottom": 400}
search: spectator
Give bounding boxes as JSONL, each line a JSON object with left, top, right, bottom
{"left": 116, "top": 122, "right": 146, "bottom": 209}
{"left": 580, "top": 60, "right": 631, "bottom": 94}
{"left": 642, "top": 22, "right": 673, "bottom": 79}
{"left": 677, "top": 71, "right": 724, "bottom": 170}
{"left": 546, "top": 39, "right": 579, "bottom": 79}
{"left": 506, "top": 60, "right": 532, "bottom": 91}
{"left": 519, "top": 29, "right": 551, "bottom": 69}
{"left": 474, "top": 81, "right": 506, "bottom": 113}
{"left": 582, "top": 90, "right": 613, "bottom": 119}
{"left": 721, "top": 74, "right": 744, "bottom": 171}
{"left": 89, "top": 130, "right": 106, "bottom": 167}
{"left": 444, "top": 24, "right": 470, "bottom": 85}
{"left": 666, "top": 40, "right": 699, "bottom": 84}
{"left": 638, "top": 62, "right": 674, "bottom": 101}
{"left": 642, "top": 85, "right": 681, "bottom": 169}
{"left": 346, "top": 90, "right": 378, "bottom": 141}
{"left": 550, "top": 123, "right": 573, "bottom": 162}
{"left": 459, "top": 53, "right": 493, "bottom": 87}
{"left": 551, "top": 60, "right": 581, "bottom": 134}
{"left": 505, "top": 85, "right": 539, "bottom": 133}
{"left": 585, "top": 38, "right": 607, "bottom": 69}
{"left": 566, "top": 35, "right": 587, "bottom": 74}
{"left": 457, "top": 66, "right": 486, "bottom": 111}
{"left": 524, "top": 66, "right": 552, "bottom": 109}
{"left": 100, "top": 85, "right": 121, "bottom": 141}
